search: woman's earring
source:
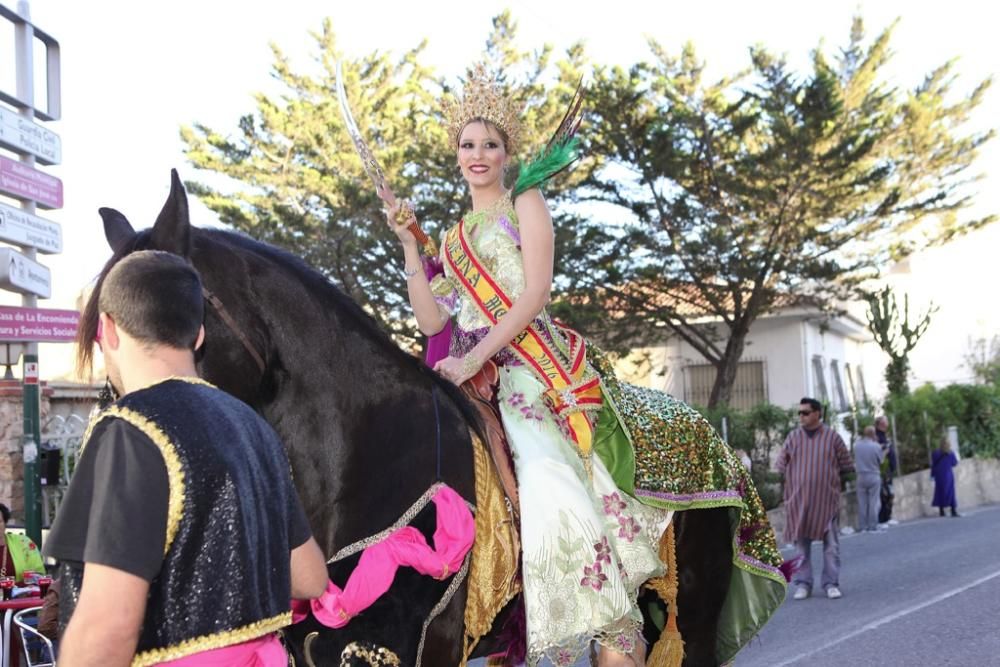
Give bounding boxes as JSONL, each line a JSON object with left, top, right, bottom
{"left": 97, "top": 376, "right": 117, "bottom": 410}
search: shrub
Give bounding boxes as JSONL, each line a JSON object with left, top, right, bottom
{"left": 885, "top": 382, "right": 1000, "bottom": 473}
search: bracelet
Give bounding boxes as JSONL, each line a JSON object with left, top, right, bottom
{"left": 403, "top": 265, "right": 421, "bottom": 279}
{"left": 461, "top": 351, "right": 483, "bottom": 377}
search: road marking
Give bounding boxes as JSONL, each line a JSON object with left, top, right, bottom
{"left": 770, "top": 568, "right": 1000, "bottom": 667}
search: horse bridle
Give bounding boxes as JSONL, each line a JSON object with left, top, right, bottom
{"left": 202, "top": 287, "right": 266, "bottom": 374}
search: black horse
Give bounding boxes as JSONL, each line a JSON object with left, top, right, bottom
{"left": 79, "top": 172, "right": 732, "bottom": 666}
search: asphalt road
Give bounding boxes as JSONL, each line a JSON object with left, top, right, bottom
{"left": 472, "top": 504, "right": 1000, "bottom": 667}
{"left": 735, "top": 503, "right": 1000, "bottom": 667}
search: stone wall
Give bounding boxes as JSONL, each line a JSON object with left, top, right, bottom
{"left": 0, "top": 379, "right": 51, "bottom": 519}
{"left": 766, "top": 457, "right": 1000, "bottom": 542}
{"left": 0, "top": 380, "right": 97, "bottom": 523}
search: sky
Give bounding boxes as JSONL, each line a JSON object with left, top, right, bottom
{"left": 1, "top": 0, "right": 998, "bottom": 381}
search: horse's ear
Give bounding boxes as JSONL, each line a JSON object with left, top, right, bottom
{"left": 98, "top": 207, "right": 136, "bottom": 254}
{"left": 150, "top": 168, "right": 191, "bottom": 257}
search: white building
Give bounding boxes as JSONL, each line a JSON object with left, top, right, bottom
{"left": 616, "top": 304, "right": 874, "bottom": 412}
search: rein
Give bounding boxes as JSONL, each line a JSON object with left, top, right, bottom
{"left": 202, "top": 287, "right": 266, "bottom": 374}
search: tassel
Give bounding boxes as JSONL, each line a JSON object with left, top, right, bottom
{"left": 646, "top": 522, "right": 684, "bottom": 667}
{"left": 779, "top": 554, "right": 805, "bottom": 582}
{"left": 647, "top": 618, "right": 684, "bottom": 667}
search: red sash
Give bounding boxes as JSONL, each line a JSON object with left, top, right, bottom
{"left": 444, "top": 219, "right": 602, "bottom": 455}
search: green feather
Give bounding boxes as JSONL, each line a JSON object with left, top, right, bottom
{"left": 514, "top": 136, "right": 581, "bottom": 195}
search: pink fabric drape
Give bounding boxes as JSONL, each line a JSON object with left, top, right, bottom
{"left": 292, "top": 485, "right": 474, "bottom": 628}
{"left": 154, "top": 633, "right": 286, "bottom": 666}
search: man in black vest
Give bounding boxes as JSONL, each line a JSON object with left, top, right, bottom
{"left": 45, "top": 250, "right": 328, "bottom": 666}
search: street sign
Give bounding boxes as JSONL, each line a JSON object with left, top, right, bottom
{"left": 0, "top": 201, "right": 62, "bottom": 253}
{"left": 0, "top": 247, "right": 51, "bottom": 298}
{"left": 0, "top": 105, "right": 61, "bottom": 165}
{"left": 0, "top": 305, "right": 78, "bottom": 343}
{"left": 0, "top": 154, "right": 63, "bottom": 209}
{"left": 23, "top": 360, "right": 39, "bottom": 384}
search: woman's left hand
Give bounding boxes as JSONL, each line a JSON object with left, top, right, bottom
{"left": 434, "top": 354, "right": 481, "bottom": 386}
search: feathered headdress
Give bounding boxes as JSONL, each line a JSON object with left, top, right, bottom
{"left": 443, "top": 62, "right": 523, "bottom": 155}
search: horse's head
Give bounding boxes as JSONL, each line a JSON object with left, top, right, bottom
{"left": 79, "top": 170, "right": 489, "bottom": 663}
{"left": 79, "top": 170, "right": 265, "bottom": 403}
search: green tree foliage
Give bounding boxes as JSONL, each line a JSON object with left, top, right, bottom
{"left": 564, "top": 17, "right": 993, "bottom": 407}
{"left": 698, "top": 402, "right": 797, "bottom": 510}
{"left": 886, "top": 382, "right": 1000, "bottom": 471}
{"left": 181, "top": 12, "right": 587, "bottom": 348}
{"left": 964, "top": 335, "right": 1000, "bottom": 386}
{"left": 864, "top": 286, "right": 936, "bottom": 396}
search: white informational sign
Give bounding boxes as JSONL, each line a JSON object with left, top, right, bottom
{"left": 0, "top": 201, "right": 62, "bottom": 253}
{"left": 0, "top": 105, "right": 61, "bottom": 165}
{"left": 0, "top": 246, "right": 51, "bottom": 298}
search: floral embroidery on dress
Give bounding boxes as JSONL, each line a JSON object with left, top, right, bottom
{"left": 617, "top": 515, "right": 641, "bottom": 543}
{"left": 602, "top": 492, "right": 627, "bottom": 517}
{"left": 593, "top": 536, "right": 612, "bottom": 565}
{"left": 580, "top": 562, "right": 607, "bottom": 591}
{"left": 519, "top": 404, "right": 545, "bottom": 421}
{"left": 506, "top": 391, "right": 526, "bottom": 408}
{"left": 611, "top": 631, "right": 635, "bottom": 653}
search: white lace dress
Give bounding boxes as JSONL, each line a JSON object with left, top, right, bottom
{"left": 431, "top": 196, "right": 670, "bottom": 666}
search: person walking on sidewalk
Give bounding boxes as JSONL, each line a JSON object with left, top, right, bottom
{"left": 777, "top": 398, "right": 854, "bottom": 600}
{"left": 931, "top": 436, "right": 961, "bottom": 517}
{"left": 854, "top": 426, "right": 885, "bottom": 533}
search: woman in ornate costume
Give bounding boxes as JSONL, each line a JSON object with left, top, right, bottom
{"left": 386, "top": 64, "right": 786, "bottom": 667}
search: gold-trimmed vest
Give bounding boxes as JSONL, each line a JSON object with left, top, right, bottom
{"left": 60, "top": 378, "right": 297, "bottom": 666}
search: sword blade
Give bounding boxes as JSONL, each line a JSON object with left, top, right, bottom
{"left": 335, "top": 61, "right": 396, "bottom": 206}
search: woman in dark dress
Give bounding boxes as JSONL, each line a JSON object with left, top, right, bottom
{"left": 931, "top": 437, "right": 960, "bottom": 517}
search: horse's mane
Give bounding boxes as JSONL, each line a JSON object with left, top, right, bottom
{"left": 200, "top": 229, "right": 484, "bottom": 439}
{"left": 77, "top": 225, "right": 482, "bottom": 437}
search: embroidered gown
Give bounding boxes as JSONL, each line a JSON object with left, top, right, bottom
{"left": 431, "top": 193, "right": 668, "bottom": 665}
{"left": 430, "top": 192, "right": 788, "bottom": 666}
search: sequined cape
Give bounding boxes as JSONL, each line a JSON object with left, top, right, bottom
{"left": 589, "top": 349, "right": 786, "bottom": 663}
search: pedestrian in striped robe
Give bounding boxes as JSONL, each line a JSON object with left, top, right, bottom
{"left": 776, "top": 397, "right": 854, "bottom": 600}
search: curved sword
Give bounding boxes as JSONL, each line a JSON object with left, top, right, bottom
{"left": 335, "top": 61, "right": 436, "bottom": 255}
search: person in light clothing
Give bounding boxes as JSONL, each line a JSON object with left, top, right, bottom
{"left": 853, "top": 426, "right": 885, "bottom": 533}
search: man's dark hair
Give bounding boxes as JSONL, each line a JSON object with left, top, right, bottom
{"left": 99, "top": 250, "right": 204, "bottom": 350}
{"left": 0, "top": 503, "right": 10, "bottom": 523}
{"left": 800, "top": 397, "right": 822, "bottom": 415}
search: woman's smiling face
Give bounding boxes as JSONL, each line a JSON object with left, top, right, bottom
{"left": 457, "top": 120, "right": 508, "bottom": 189}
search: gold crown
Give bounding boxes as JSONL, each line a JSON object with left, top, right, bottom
{"left": 443, "top": 62, "right": 523, "bottom": 154}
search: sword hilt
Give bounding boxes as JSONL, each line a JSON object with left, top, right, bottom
{"left": 394, "top": 201, "right": 438, "bottom": 256}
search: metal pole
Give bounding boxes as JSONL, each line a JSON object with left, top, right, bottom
{"left": 15, "top": 0, "right": 42, "bottom": 545}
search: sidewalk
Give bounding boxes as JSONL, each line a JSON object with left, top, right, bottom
{"left": 767, "top": 457, "right": 1000, "bottom": 537}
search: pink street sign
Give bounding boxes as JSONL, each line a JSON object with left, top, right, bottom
{"left": 0, "top": 305, "right": 78, "bottom": 343}
{"left": 0, "top": 155, "right": 63, "bottom": 210}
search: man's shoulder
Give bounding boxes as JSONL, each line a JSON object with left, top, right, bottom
{"left": 822, "top": 423, "right": 846, "bottom": 441}
{"left": 86, "top": 412, "right": 157, "bottom": 448}
{"left": 857, "top": 437, "right": 879, "bottom": 451}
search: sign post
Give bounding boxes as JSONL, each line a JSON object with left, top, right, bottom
{"left": 21, "top": 353, "right": 40, "bottom": 542}
{"left": 1, "top": 0, "right": 61, "bottom": 547}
